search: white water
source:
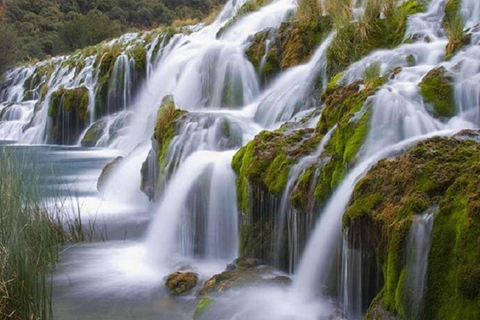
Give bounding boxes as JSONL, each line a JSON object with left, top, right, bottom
{"left": 404, "top": 208, "right": 436, "bottom": 320}
{"left": 293, "top": 0, "right": 480, "bottom": 313}
{"left": 274, "top": 124, "right": 337, "bottom": 272}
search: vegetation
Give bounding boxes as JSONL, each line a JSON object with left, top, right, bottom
{"left": 345, "top": 133, "right": 480, "bottom": 319}
{"left": 0, "top": 151, "right": 69, "bottom": 320}
{"left": 0, "top": 0, "right": 223, "bottom": 72}
{"left": 326, "top": 0, "right": 426, "bottom": 76}
{"left": 0, "top": 22, "right": 19, "bottom": 77}
{"left": 314, "top": 75, "right": 385, "bottom": 203}
{"left": 444, "top": 0, "right": 470, "bottom": 59}
{"left": 153, "top": 95, "right": 187, "bottom": 171}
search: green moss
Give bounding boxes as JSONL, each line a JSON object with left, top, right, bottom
{"left": 314, "top": 78, "right": 384, "bottom": 203}
{"left": 419, "top": 67, "right": 456, "bottom": 118}
{"left": 264, "top": 153, "right": 292, "bottom": 195}
{"left": 49, "top": 86, "right": 89, "bottom": 120}
{"left": 344, "top": 134, "right": 480, "bottom": 319}
{"left": 81, "top": 119, "right": 106, "bottom": 147}
{"left": 131, "top": 44, "right": 147, "bottom": 75}
{"left": 194, "top": 298, "right": 214, "bottom": 320}
{"left": 444, "top": 0, "right": 462, "bottom": 27}
{"left": 290, "top": 167, "right": 314, "bottom": 211}
{"left": 153, "top": 95, "right": 187, "bottom": 171}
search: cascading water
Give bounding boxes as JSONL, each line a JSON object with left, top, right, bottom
{"left": 1, "top": 0, "right": 480, "bottom": 318}
{"left": 293, "top": 0, "right": 480, "bottom": 315}
{"left": 404, "top": 208, "right": 436, "bottom": 320}
{"left": 274, "top": 124, "right": 337, "bottom": 272}
{"left": 108, "top": 54, "right": 135, "bottom": 114}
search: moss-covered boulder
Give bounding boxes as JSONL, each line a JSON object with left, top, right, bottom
{"left": 314, "top": 75, "right": 385, "bottom": 203}
{"left": 419, "top": 67, "right": 456, "bottom": 118}
{"left": 81, "top": 118, "right": 106, "bottom": 147}
{"left": 344, "top": 132, "right": 480, "bottom": 319}
{"left": 48, "top": 86, "right": 90, "bottom": 145}
{"left": 165, "top": 272, "right": 199, "bottom": 296}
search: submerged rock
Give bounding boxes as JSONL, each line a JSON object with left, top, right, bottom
{"left": 165, "top": 272, "right": 199, "bottom": 296}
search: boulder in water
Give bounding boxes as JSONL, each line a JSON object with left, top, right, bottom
{"left": 97, "top": 156, "right": 123, "bottom": 192}
{"left": 165, "top": 272, "right": 199, "bottom": 296}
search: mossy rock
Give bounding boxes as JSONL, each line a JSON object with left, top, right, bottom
{"left": 165, "top": 272, "right": 198, "bottom": 296}
{"left": 345, "top": 132, "right": 480, "bottom": 319}
{"left": 314, "top": 77, "right": 385, "bottom": 203}
{"left": 245, "top": 18, "right": 332, "bottom": 84}
{"left": 153, "top": 95, "right": 188, "bottom": 171}
{"left": 419, "top": 67, "right": 456, "bottom": 118}
{"left": 81, "top": 119, "right": 106, "bottom": 147}
{"left": 198, "top": 258, "right": 291, "bottom": 297}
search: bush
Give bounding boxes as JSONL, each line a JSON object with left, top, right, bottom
{"left": 61, "top": 10, "right": 122, "bottom": 51}
{"left": 0, "top": 23, "right": 19, "bottom": 77}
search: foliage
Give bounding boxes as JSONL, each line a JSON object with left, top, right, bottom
{"left": 0, "top": 22, "right": 19, "bottom": 77}
{"left": 0, "top": 151, "right": 67, "bottom": 320}
{"left": 326, "top": 0, "right": 426, "bottom": 76}
{"left": 0, "top": 0, "right": 223, "bottom": 66}
{"left": 61, "top": 10, "right": 122, "bottom": 51}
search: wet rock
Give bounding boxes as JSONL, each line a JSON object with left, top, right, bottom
{"left": 97, "top": 156, "right": 123, "bottom": 192}
{"left": 419, "top": 66, "right": 456, "bottom": 118}
{"left": 165, "top": 272, "right": 199, "bottom": 296}
{"left": 198, "top": 258, "right": 291, "bottom": 297}
{"left": 81, "top": 118, "right": 106, "bottom": 147}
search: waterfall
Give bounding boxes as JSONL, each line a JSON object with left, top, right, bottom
{"left": 404, "top": 208, "right": 436, "bottom": 320}
{"left": 274, "top": 124, "right": 337, "bottom": 272}
{"left": 292, "top": 130, "right": 454, "bottom": 302}
{"left": 254, "top": 33, "right": 335, "bottom": 128}
{"left": 293, "top": 0, "right": 479, "bottom": 311}
{"left": 2, "top": 0, "right": 480, "bottom": 317}
{"left": 108, "top": 54, "right": 135, "bottom": 114}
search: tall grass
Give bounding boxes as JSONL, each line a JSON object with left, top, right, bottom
{"left": 0, "top": 150, "right": 74, "bottom": 320}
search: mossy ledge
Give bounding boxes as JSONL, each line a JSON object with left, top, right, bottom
{"left": 48, "top": 86, "right": 89, "bottom": 145}
{"left": 344, "top": 132, "right": 480, "bottom": 319}
{"left": 233, "top": 74, "right": 385, "bottom": 266}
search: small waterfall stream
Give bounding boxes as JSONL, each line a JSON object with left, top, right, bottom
{"left": 404, "top": 208, "right": 436, "bottom": 320}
